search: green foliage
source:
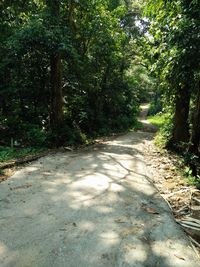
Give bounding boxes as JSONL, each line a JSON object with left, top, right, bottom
{"left": 187, "top": 175, "right": 200, "bottom": 190}
{"left": 126, "top": 64, "right": 155, "bottom": 103}
{"left": 0, "top": 0, "right": 152, "bottom": 149}
{"left": 148, "top": 88, "right": 163, "bottom": 115}
{"left": 47, "top": 125, "right": 88, "bottom": 147}
{"left": 143, "top": 0, "right": 200, "bottom": 150}
{"left": 134, "top": 120, "right": 144, "bottom": 130}
{"left": 148, "top": 101, "right": 162, "bottom": 116}
{"left": 178, "top": 155, "right": 200, "bottom": 189}
{"left": 144, "top": 0, "right": 200, "bottom": 101}
{"left": 148, "top": 112, "right": 166, "bottom": 129}
{"left": 0, "top": 146, "right": 45, "bottom": 163}
{"left": 26, "top": 128, "right": 47, "bottom": 147}
{"left": 149, "top": 112, "right": 173, "bottom": 147}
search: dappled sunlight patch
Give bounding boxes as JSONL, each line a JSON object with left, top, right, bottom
{"left": 42, "top": 181, "right": 57, "bottom": 186}
{"left": 140, "top": 119, "right": 151, "bottom": 125}
{"left": 106, "top": 142, "right": 133, "bottom": 147}
{"left": 151, "top": 240, "right": 193, "bottom": 266}
{"left": 124, "top": 173, "right": 145, "bottom": 182}
{"left": 43, "top": 176, "right": 72, "bottom": 185}
{"left": 106, "top": 192, "right": 122, "bottom": 204}
{"left": 9, "top": 170, "right": 29, "bottom": 180}
{"left": 105, "top": 153, "right": 144, "bottom": 173}
{"left": 1, "top": 131, "right": 199, "bottom": 267}
{"left": 110, "top": 183, "right": 124, "bottom": 192}
{"left": 50, "top": 190, "right": 90, "bottom": 204}
{"left": 120, "top": 226, "right": 144, "bottom": 238}
{"left": 12, "top": 247, "right": 39, "bottom": 267}
{"left": 79, "top": 221, "right": 95, "bottom": 232}
{"left": 68, "top": 202, "right": 82, "bottom": 210}
{"left": 0, "top": 241, "right": 8, "bottom": 257}
{"left": 96, "top": 205, "right": 114, "bottom": 214}
{"left": 122, "top": 176, "right": 154, "bottom": 194}
{"left": 25, "top": 166, "right": 39, "bottom": 172}
{"left": 122, "top": 243, "right": 147, "bottom": 264}
{"left": 42, "top": 171, "right": 53, "bottom": 177}
{"left": 45, "top": 188, "right": 57, "bottom": 193}
{"left": 135, "top": 183, "right": 156, "bottom": 196}
{"left": 101, "top": 162, "right": 123, "bottom": 171}
{"left": 101, "top": 168, "right": 128, "bottom": 181}
{"left": 22, "top": 205, "right": 42, "bottom": 216}
{"left": 0, "top": 254, "right": 18, "bottom": 267}
{"left": 119, "top": 159, "right": 136, "bottom": 171}
{"left": 70, "top": 174, "right": 111, "bottom": 191}
{"left": 0, "top": 242, "right": 20, "bottom": 267}
{"left": 100, "top": 231, "right": 120, "bottom": 245}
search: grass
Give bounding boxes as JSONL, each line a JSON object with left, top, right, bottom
{"left": 134, "top": 120, "right": 144, "bottom": 130}
{"left": 147, "top": 112, "right": 167, "bottom": 129}
{"left": 0, "top": 146, "right": 46, "bottom": 163}
{"left": 147, "top": 112, "right": 173, "bottom": 148}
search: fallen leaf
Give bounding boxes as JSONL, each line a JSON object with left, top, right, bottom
{"left": 115, "top": 217, "right": 126, "bottom": 223}
{"left": 174, "top": 254, "right": 185, "bottom": 261}
{"left": 10, "top": 184, "right": 32, "bottom": 190}
{"left": 64, "top": 147, "right": 73, "bottom": 151}
{"left": 121, "top": 226, "right": 142, "bottom": 237}
{"left": 144, "top": 207, "right": 159, "bottom": 214}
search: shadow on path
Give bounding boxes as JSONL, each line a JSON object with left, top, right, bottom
{"left": 0, "top": 132, "right": 199, "bottom": 267}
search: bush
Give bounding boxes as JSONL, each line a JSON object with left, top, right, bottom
{"left": 46, "top": 125, "right": 88, "bottom": 147}
{"left": 148, "top": 112, "right": 173, "bottom": 147}
{"left": 148, "top": 100, "right": 162, "bottom": 116}
{"left": 0, "top": 146, "right": 45, "bottom": 162}
{"left": 154, "top": 124, "right": 173, "bottom": 147}
{"left": 27, "top": 127, "right": 47, "bottom": 147}
{"left": 148, "top": 112, "right": 168, "bottom": 129}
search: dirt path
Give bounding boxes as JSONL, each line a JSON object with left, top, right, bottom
{"left": 139, "top": 104, "right": 158, "bottom": 133}
{"left": 1, "top": 131, "right": 200, "bottom": 266}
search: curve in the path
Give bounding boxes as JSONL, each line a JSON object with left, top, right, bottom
{"left": 139, "top": 104, "right": 158, "bottom": 133}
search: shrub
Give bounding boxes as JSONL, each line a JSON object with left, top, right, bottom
{"left": 148, "top": 112, "right": 173, "bottom": 147}
{"left": 27, "top": 127, "right": 47, "bottom": 147}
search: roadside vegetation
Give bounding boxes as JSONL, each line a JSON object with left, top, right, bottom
{"left": 0, "top": 147, "right": 45, "bottom": 163}
{"left": 0, "top": 0, "right": 153, "bottom": 163}
{"left": 144, "top": 0, "right": 200, "bottom": 186}
{"left": 0, "top": 0, "right": 199, "bottom": 187}
{"left": 148, "top": 110, "right": 200, "bottom": 188}
{"left": 148, "top": 113, "right": 167, "bottom": 129}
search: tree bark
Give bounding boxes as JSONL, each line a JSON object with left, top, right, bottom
{"left": 189, "top": 81, "right": 200, "bottom": 155}
{"left": 46, "top": 0, "right": 64, "bottom": 131}
{"left": 50, "top": 54, "right": 64, "bottom": 130}
{"left": 167, "top": 84, "right": 190, "bottom": 149}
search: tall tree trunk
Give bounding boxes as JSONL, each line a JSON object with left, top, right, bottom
{"left": 167, "top": 84, "right": 190, "bottom": 149}
{"left": 46, "top": 0, "right": 64, "bottom": 131}
{"left": 50, "top": 54, "right": 64, "bottom": 130}
{"left": 189, "top": 81, "right": 200, "bottom": 155}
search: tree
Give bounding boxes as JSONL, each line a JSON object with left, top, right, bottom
{"left": 0, "top": 0, "right": 144, "bottom": 147}
{"left": 45, "top": 0, "right": 64, "bottom": 131}
{"left": 189, "top": 79, "right": 200, "bottom": 155}
{"left": 144, "top": 0, "right": 200, "bottom": 150}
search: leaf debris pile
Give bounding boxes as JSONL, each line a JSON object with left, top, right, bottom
{"left": 143, "top": 139, "right": 200, "bottom": 255}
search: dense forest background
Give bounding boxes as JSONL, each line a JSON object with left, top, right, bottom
{"left": 0, "top": 0, "right": 200, "bottom": 177}
{"left": 0, "top": 0, "right": 152, "bottom": 147}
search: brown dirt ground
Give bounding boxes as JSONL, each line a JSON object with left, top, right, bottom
{"left": 142, "top": 137, "right": 200, "bottom": 256}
